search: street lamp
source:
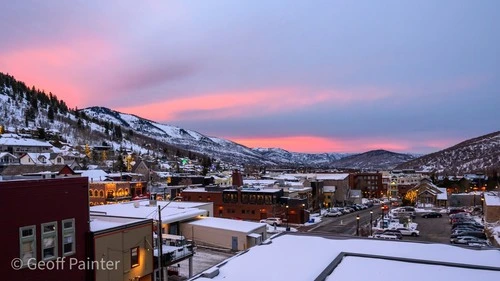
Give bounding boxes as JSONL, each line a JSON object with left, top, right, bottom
{"left": 157, "top": 196, "right": 182, "bottom": 281}
{"left": 381, "top": 206, "right": 385, "bottom": 229}
{"left": 285, "top": 205, "right": 290, "bottom": 231}
{"left": 356, "top": 215, "right": 360, "bottom": 236}
{"left": 370, "top": 211, "right": 373, "bottom": 236}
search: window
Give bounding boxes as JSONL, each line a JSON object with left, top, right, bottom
{"left": 89, "top": 190, "right": 93, "bottom": 197}
{"left": 131, "top": 247, "right": 139, "bottom": 268}
{"left": 62, "top": 219, "right": 75, "bottom": 256}
{"left": 19, "top": 225, "right": 36, "bottom": 265}
{"left": 41, "top": 222, "right": 58, "bottom": 260}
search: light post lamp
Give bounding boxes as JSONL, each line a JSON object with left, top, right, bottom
{"left": 481, "top": 197, "right": 484, "bottom": 215}
{"left": 370, "top": 211, "right": 373, "bottom": 236}
{"left": 285, "top": 205, "right": 290, "bottom": 231}
{"left": 157, "top": 196, "right": 182, "bottom": 281}
{"left": 381, "top": 206, "right": 385, "bottom": 229}
{"left": 356, "top": 215, "right": 360, "bottom": 236}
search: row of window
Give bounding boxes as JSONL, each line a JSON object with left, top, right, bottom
{"left": 222, "top": 193, "right": 278, "bottom": 205}
{"left": 19, "top": 218, "right": 76, "bottom": 266}
{"left": 88, "top": 188, "right": 131, "bottom": 198}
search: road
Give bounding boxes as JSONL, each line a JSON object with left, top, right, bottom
{"left": 303, "top": 208, "right": 453, "bottom": 245}
{"left": 304, "top": 206, "right": 381, "bottom": 235}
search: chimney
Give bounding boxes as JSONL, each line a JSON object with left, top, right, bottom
{"left": 232, "top": 169, "right": 243, "bottom": 187}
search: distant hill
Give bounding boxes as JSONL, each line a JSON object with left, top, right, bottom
{"left": 331, "top": 149, "right": 416, "bottom": 170}
{"left": 395, "top": 131, "right": 500, "bottom": 174}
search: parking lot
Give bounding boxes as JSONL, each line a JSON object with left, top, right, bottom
{"left": 404, "top": 213, "right": 452, "bottom": 244}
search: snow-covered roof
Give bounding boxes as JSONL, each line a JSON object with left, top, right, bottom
{"left": 75, "top": 169, "right": 109, "bottom": 182}
{"left": 0, "top": 136, "right": 53, "bottom": 147}
{"left": 193, "top": 233, "right": 500, "bottom": 281}
{"left": 0, "top": 152, "right": 17, "bottom": 158}
{"left": 89, "top": 200, "right": 208, "bottom": 224}
{"left": 244, "top": 179, "right": 276, "bottom": 186}
{"left": 182, "top": 188, "right": 208, "bottom": 193}
{"left": 484, "top": 191, "right": 500, "bottom": 206}
{"left": 315, "top": 173, "right": 350, "bottom": 180}
{"left": 437, "top": 187, "right": 448, "bottom": 200}
{"left": 90, "top": 216, "right": 150, "bottom": 232}
{"left": 185, "top": 217, "right": 266, "bottom": 233}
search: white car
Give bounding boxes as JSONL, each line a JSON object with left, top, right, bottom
{"left": 260, "top": 218, "right": 283, "bottom": 226}
{"left": 323, "top": 210, "right": 342, "bottom": 217}
{"left": 373, "top": 234, "right": 399, "bottom": 240}
{"left": 395, "top": 227, "right": 420, "bottom": 237}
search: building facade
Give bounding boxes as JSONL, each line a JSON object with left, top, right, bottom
{"left": 1, "top": 177, "right": 90, "bottom": 280}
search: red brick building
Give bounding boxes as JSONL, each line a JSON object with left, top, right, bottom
{"left": 1, "top": 177, "right": 90, "bottom": 280}
{"left": 181, "top": 186, "right": 309, "bottom": 224}
{"left": 350, "top": 173, "right": 384, "bottom": 198}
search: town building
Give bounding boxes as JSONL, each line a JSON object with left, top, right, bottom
{"left": 89, "top": 216, "right": 154, "bottom": 281}
{"left": 483, "top": 191, "right": 500, "bottom": 223}
{"left": 350, "top": 172, "right": 383, "bottom": 199}
{"left": 1, "top": 177, "right": 90, "bottom": 281}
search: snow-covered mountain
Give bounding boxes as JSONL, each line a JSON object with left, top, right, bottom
{"left": 252, "top": 147, "right": 350, "bottom": 166}
{"left": 329, "top": 149, "right": 416, "bottom": 170}
{"left": 396, "top": 131, "right": 500, "bottom": 174}
{"left": 81, "top": 106, "right": 274, "bottom": 165}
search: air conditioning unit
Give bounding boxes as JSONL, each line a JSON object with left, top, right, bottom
{"left": 133, "top": 201, "right": 140, "bottom": 208}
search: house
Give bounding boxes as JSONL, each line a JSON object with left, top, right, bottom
{"left": 406, "top": 178, "right": 448, "bottom": 207}
{"left": 188, "top": 232, "right": 500, "bottom": 281}
{"left": 19, "top": 153, "right": 64, "bottom": 165}
{"left": 0, "top": 134, "right": 53, "bottom": 157}
{"left": 0, "top": 177, "right": 90, "bottom": 281}
{"left": 132, "top": 160, "right": 151, "bottom": 182}
{"left": 0, "top": 152, "right": 18, "bottom": 166}
{"left": 89, "top": 216, "right": 154, "bottom": 281}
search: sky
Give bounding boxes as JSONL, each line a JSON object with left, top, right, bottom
{"left": 0, "top": 0, "right": 499, "bottom": 154}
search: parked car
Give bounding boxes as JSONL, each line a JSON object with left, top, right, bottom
{"left": 324, "top": 210, "right": 342, "bottom": 217}
{"left": 450, "top": 231, "right": 486, "bottom": 240}
{"left": 395, "top": 227, "right": 420, "bottom": 237}
{"left": 452, "top": 226, "right": 484, "bottom": 232}
{"left": 421, "top": 212, "right": 442, "bottom": 218}
{"left": 381, "top": 229, "right": 403, "bottom": 240}
{"left": 448, "top": 208, "right": 467, "bottom": 215}
{"left": 452, "top": 222, "right": 484, "bottom": 230}
{"left": 373, "top": 234, "right": 400, "bottom": 240}
{"left": 260, "top": 217, "right": 283, "bottom": 226}
{"left": 450, "top": 236, "right": 487, "bottom": 245}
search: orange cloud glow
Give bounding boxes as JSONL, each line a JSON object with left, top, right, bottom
{"left": 229, "top": 135, "right": 412, "bottom": 153}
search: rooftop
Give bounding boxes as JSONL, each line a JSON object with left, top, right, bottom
{"left": 90, "top": 215, "right": 151, "bottom": 232}
{"left": 185, "top": 217, "right": 266, "bottom": 233}
{"left": 191, "top": 233, "right": 500, "bottom": 281}
{"left": 484, "top": 191, "right": 500, "bottom": 206}
{"left": 90, "top": 200, "right": 208, "bottom": 223}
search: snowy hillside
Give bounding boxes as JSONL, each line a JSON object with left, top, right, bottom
{"left": 329, "top": 149, "right": 416, "bottom": 170}
{"left": 396, "top": 131, "right": 500, "bottom": 174}
{"left": 81, "top": 107, "right": 273, "bottom": 165}
{"left": 252, "top": 147, "right": 350, "bottom": 166}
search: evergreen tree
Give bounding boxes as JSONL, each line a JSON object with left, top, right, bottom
{"left": 37, "top": 128, "right": 46, "bottom": 139}
{"left": 47, "top": 106, "right": 55, "bottom": 122}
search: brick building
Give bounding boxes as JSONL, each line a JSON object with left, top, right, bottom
{"left": 1, "top": 177, "right": 90, "bottom": 280}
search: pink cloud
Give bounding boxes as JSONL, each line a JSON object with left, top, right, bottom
{"left": 0, "top": 37, "right": 116, "bottom": 108}
{"left": 116, "top": 86, "right": 391, "bottom": 122}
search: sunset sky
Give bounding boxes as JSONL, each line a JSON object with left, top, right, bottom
{"left": 0, "top": 1, "right": 498, "bottom": 153}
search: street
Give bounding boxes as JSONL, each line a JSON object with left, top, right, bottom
{"left": 305, "top": 206, "right": 381, "bottom": 236}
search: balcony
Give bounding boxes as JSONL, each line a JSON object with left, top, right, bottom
{"left": 153, "top": 234, "right": 194, "bottom": 267}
